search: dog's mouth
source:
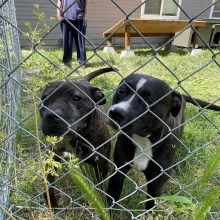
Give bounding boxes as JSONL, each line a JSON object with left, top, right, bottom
{"left": 107, "top": 117, "right": 136, "bottom": 135}
{"left": 107, "top": 116, "right": 153, "bottom": 137}
{"left": 42, "top": 124, "right": 72, "bottom": 136}
{"left": 43, "top": 129, "right": 69, "bottom": 137}
{"left": 42, "top": 122, "right": 88, "bottom": 138}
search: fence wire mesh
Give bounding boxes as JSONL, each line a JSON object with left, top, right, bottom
{"left": 0, "top": 0, "right": 22, "bottom": 219}
{"left": 0, "top": 0, "right": 220, "bottom": 219}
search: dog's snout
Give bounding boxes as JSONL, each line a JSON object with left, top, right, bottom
{"left": 46, "top": 109, "right": 63, "bottom": 121}
{"left": 108, "top": 108, "right": 125, "bottom": 123}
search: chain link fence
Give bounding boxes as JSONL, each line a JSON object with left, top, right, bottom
{"left": 0, "top": 0, "right": 220, "bottom": 219}
{"left": 0, "top": 0, "right": 22, "bottom": 219}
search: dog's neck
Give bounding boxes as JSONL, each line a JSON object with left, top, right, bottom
{"left": 84, "top": 107, "right": 102, "bottom": 131}
{"left": 137, "top": 115, "right": 174, "bottom": 144}
{"left": 81, "top": 106, "right": 110, "bottom": 146}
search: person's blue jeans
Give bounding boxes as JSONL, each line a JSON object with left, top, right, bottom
{"left": 61, "top": 19, "right": 87, "bottom": 64}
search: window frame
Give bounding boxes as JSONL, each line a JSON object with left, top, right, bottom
{"left": 140, "top": 0, "right": 182, "bottom": 20}
{"left": 210, "top": 0, "right": 220, "bottom": 19}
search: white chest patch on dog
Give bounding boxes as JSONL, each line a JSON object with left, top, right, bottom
{"left": 131, "top": 134, "right": 153, "bottom": 172}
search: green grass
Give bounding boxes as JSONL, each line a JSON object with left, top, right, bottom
{"left": 11, "top": 47, "right": 220, "bottom": 219}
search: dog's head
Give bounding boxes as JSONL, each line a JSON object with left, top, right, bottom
{"left": 108, "top": 74, "right": 182, "bottom": 135}
{"left": 39, "top": 80, "right": 105, "bottom": 137}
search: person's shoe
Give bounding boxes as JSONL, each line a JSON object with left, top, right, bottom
{"left": 78, "top": 62, "right": 87, "bottom": 68}
{"left": 63, "top": 59, "right": 69, "bottom": 64}
{"left": 63, "top": 59, "right": 72, "bottom": 68}
{"left": 63, "top": 58, "right": 72, "bottom": 64}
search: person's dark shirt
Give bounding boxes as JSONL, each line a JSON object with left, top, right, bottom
{"left": 62, "top": 0, "right": 85, "bottom": 20}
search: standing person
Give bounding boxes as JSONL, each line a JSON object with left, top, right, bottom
{"left": 57, "top": 0, "right": 89, "bottom": 65}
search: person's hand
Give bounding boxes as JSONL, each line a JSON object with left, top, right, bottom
{"left": 57, "top": 11, "right": 62, "bottom": 21}
{"left": 84, "top": 12, "right": 88, "bottom": 22}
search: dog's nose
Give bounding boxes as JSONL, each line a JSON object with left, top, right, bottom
{"left": 46, "top": 109, "right": 63, "bottom": 121}
{"left": 108, "top": 108, "right": 125, "bottom": 124}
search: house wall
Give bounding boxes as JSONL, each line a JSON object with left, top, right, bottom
{"left": 15, "top": 0, "right": 61, "bottom": 48}
{"left": 179, "top": 0, "right": 212, "bottom": 20}
{"left": 15, "top": 0, "right": 167, "bottom": 49}
{"left": 15, "top": 0, "right": 216, "bottom": 49}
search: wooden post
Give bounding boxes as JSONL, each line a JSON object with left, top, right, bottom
{"left": 165, "top": 33, "right": 176, "bottom": 51}
{"left": 171, "top": 33, "right": 175, "bottom": 39}
{"left": 192, "top": 27, "right": 199, "bottom": 49}
{"left": 107, "top": 37, "right": 112, "bottom": 47}
{"left": 125, "top": 25, "right": 131, "bottom": 51}
{"left": 170, "top": 32, "right": 175, "bottom": 47}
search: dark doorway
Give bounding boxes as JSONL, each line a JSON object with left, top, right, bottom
{"left": 213, "top": 32, "right": 220, "bottom": 44}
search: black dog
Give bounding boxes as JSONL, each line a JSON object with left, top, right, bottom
{"left": 39, "top": 67, "right": 116, "bottom": 207}
{"left": 106, "top": 74, "right": 220, "bottom": 210}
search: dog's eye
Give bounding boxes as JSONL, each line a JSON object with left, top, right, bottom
{"left": 147, "top": 98, "right": 154, "bottom": 105}
{"left": 72, "top": 95, "right": 81, "bottom": 102}
{"left": 118, "top": 87, "right": 125, "bottom": 95}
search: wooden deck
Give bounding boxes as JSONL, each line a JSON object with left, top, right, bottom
{"left": 103, "top": 18, "right": 206, "bottom": 50}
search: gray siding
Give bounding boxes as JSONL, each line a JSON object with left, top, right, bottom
{"left": 16, "top": 0, "right": 214, "bottom": 49}
{"left": 15, "top": 0, "right": 167, "bottom": 48}
{"left": 15, "top": 0, "right": 62, "bottom": 48}
{"left": 179, "top": 0, "right": 212, "bottom": 19}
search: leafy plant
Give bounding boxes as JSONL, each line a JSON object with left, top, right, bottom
{"left": 200, "top": 147, "right": 220, "bottom": 187}
{"left": 45, "top": 136, "right": 110, "bottom": 220}
{"left": 68, "top": 155, "right": 110, "bottom": 220}
{"left": 194, "top": 187, "right": 220, "bottom": 220}
{"left": 19, "top": 4, "right": 66, "bottom": 219}
{"left": 140, "top": 195, "right": 195, "bottom": 218}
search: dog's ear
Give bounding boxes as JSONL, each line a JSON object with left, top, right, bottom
{"left": 91, "top": 87, "right": 106, "bottom": 105}
{"left": 170, "top": 91, "right": 182, "bottom": 117}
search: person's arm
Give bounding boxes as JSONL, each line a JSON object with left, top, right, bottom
{"left": 57, "top": 0, "right": 62, "bottom": 21}
{"left": 84, "top": 0, "right": 90, "bottom": 21}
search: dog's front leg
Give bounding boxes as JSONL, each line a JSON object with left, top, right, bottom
{"left": 144, "top": 160, "right": 172, "bottom": 210}
{"left": 107, "top": 136, "right": 131, "bottom": 207}
{"left": 44, "top": 151, "right": 62, "bottom": 208}
{"left": 45, "top": 173, "right": 58, "bottom": 208}
{"left": 107, "top": 165, "right": 130, "bottom": 206}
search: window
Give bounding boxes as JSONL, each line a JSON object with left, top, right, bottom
{"left": 210, "top": 1, "right": 220, "bottom": 18}
{"left": 141, "top": 0, "right": 181, "bottom": 19}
